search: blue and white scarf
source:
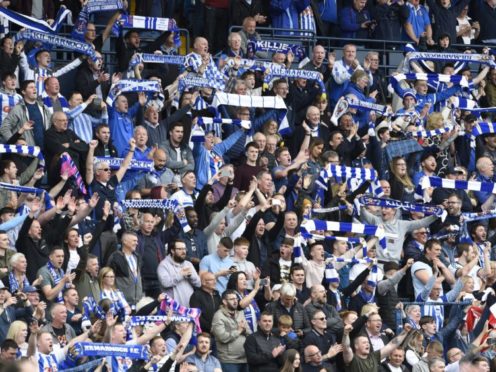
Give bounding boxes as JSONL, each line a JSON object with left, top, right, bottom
{"left": 0, "top": 6, "right": 69, "bottom": 34}
{"left": 391, "top": 73, "right": 470, "bottom": 88}
{"left": 325, "top": 262, "right": 340, "bottom": 283}
{"left": 184, "top": 53, "right": 226, "bottom": 89}
{"left": 0, "top": 182, "right": 43, "bottom": 195}
{"left": 316, "top": 165, "right": 378, "bottom": 191}
{"left": 407, "top": 126, "right": 452, "bottom": 138}
{"left": 246, "top": 40, "right": 306, "bottom": 61}
{"left": 128, "top": 53, "right": 185, "bottom": 70}
{"left": 8, "top": 272, "right": 29, "bottom": 293}
{"left": 38, "top": 353, "right": 58, "bottom": 372}
{"left": 300, "top": 219, "right": 387, "bottom": 248}
{"left": 178, "top": 74, "right": 223, "bottom": 93}
{"left": 121, "top": 199, "right": 178, "bottom": 210}
{"left": 47, "top": 261, "right": 65, "bottom": 303}
{"left": 265, "top": 66, "right": 326, "bottom": 98}
{"left": 94, "top": 157, "right": 154, "bottom": 172}
{"left": 346, "top": 97, "right": 390, "bottom": 116}
{"left": 14, "top": 29, "right": 98, "bottom": 61}
{"left": 0, "top": 144, "right": 45, "bottom": 168}
{"left": 211, "top": 92, "right": 290, "bottom": 135}
{"left": 472, "top": 123, "right": 496, "bottom": 137}
{"left": 106, "top": 79, "right": 161, "bottom": 106}
{"left": 73, "top": 342, "right": 149, "bottom": 360}
{"left": 116, "top": 14, "right": 178, "bottom": 32}
{"left": 407, "top": 51, "right": 496, "bottom": 69}
{"left": 421, "top": 176, "right": 496, "bottom": 194}
{"left": 359, "top": 196, "right": 445, "bottom": 217}
{"left": 462, "top": 209, "right": 496, "bottom": 222}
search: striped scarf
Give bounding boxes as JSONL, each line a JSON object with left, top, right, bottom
{"left": 41, "top": 92, "right": 70, "bottom": 114}
{"left": 316, "top": 165, "right": 378, "bottom": 191}
{"left": 0, "top": 182, "right": 43, "bottom": 195}
{"left": 462, "top": 209, "right": 496, "bottom": 222}
{"left": 159, "top": 295, "right": 202, "bottom": 334}
{"left": 421, "top": 176, "right": 496, "bottom": 194}
{"left": 300, "top": 6, "right": 316, "bottom": 36}
{"left": 128, "top": 53, "right": 185, "bottom": 70}
{"left": 407, "top": 51, "right": 496, "bottom": 69}
{"left": 73, "top": 342, "right": 149, "bottom": 360}
{"left": 106, "top": 79, "right": 161, "bottom": 106}
{"left": 391, "top": 73, "right": 470, "bottom": 88}
{"left": 14, "top": 29, "right": 97, "bottom": 61}
{"left": 121, "top": 199, "right": 178, "bottom": 210}
{"left": 114, "top": 15, "right": 180, "bottom": 46}
{"left": 407, "top": 126, "right": 452, "bottom": 138}
{"left": 265, "top": 66, "right": 326, "bottom": 99}
{"left": 0, "top": 6, "right": 69, "bottom": 34}
{"left": 0, "top": 144, "right": 45, "bottom": 168}
{"left": 300, "top": 219, "right": 387, "bottom": 248}
{"left": 211, "top": 92, "right": 290, "bottom": 135}
{"left": 184, "top": 53, "right": 226, "bottom": 89}
{"left": 60, "top": 152, "right": 87, "bottom": 195}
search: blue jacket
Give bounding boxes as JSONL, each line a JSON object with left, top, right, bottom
{"left": 108, "top": 102, "right": 141, "bottom": 157}
{"left": 270, "top": 0, "right": 310, "bottom": 35}
{"left": 339, "top": 6, "right": 371, "bottom": 39}
{"left": 193, "top": 128, "right": 245, "bottom": 190}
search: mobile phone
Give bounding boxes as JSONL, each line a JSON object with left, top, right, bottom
{"left": 220, "top": 169, "right": 231, "bottom": 178}
{"left": 260, "top": 278, "right": 268, "bottom": 286}
{"left": 271, "top": 199, "right": 281, "bottom": 207}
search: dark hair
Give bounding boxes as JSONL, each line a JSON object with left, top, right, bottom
{"left": 221, "top": 289, "right": 238, "bottom": 300}
{"left": 1, "top": 339, "right": 18, "bottom": 351}
{"left": 219, "top": 237, "right": 233, "bottom": 249}
{"left": 470, "top": 222, "right": 486, "bottom": 237}
{"left": 197, "top": 332, "right": 212, "bottom": 341}
{"left": 69, "top": 91, "right": 83, "bottom": 100}
{"left": 0, "top": 160, "right": 14, "bottom": 177}
{"left": 419, "top": 315, "right": 435, "bottom": 327}
{"left": 124, "top": 29, "right": 140, "bottom": 39}
{"left": 0, "top": 230, "right": 7, "bottom": 235}
{"left": 0, "top": 207, "right": 15, "bottom": 216}
{"left": 245, "top": 141, "right": 259, "bottom": 152}
{"left": 168, "top": 239, "right": 186, "bottom": 255}
{"left": 20, "top": 80, "right": 35, "bottom": 94}
{"left": 275, "top": 146, "right": 289, "bottom": 159}
{"left": 226, "top": 271, "right": 247, "bottom": 292}
{"left": 184, "top": 206, "right": 196, "bottom": 215}
{"left": 1, "top": 72, "right": 15, "bottom": 82}
{"left": 49, "top": 246, "right": 64, "bottom": 255}
{"left": 169, "top": 122, "right": 184, "bottom": 132}
{"left": 273, "top": 79, "right": 288, "bottom": 89}
{"left": 290, "top": 264, "right": 305, "bottom": 275}
{"left": 424, "top": 239, "right": 441, "bottom": 251}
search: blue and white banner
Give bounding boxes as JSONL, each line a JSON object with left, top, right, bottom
{"left": 462, "top": 209, "right": 496, "bottom": 222}
{"left": 407, "top": 126, "right": 452, "bottom": 138}
{"left": 473, "top": 123, "right": 496, "bottom": 136}
{"left": 179, "top": 74, "right": 225, "bottom": 92}
{"left": 73, "top": 342, "right": 149, "bottom": 360}
{"left": 247, "top": 40, "right": 306, "bottom": 60}
{"left": 94, "top": 157, "right": 154, "bottom": 172}
{"left": 265, "top": 66, "right": 326, "bottom": 96}
{"left": 106, "top": 79, "right": 161, "bottom": 106}
{"left": 130, "top": 314, "right": 192, "bottom": 326}
{"left": 346, "top": 97, "right": 390, "bottom": 116}
{"left": 14, "top": 30, "right": 97, "bottom": 61}
{"left": 421, "top": 176, "right": 496, "bottom": 194}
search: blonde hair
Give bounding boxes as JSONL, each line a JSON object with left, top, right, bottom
{"left": 278, "top": 314, "right": 293, "bottom": 328}
{"left": 98, "top": 267, "right": 116, "bottom": 290}
{"left": 361, "top": 303, "right": 379, "bottom": 316}
{"left": 426, "top": 112, "right": 444, "bottom": 130}
{"left": 6, "top": 320, "right": 28, "bottom": 343}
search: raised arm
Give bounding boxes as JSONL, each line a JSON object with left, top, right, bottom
{"left": 380, "top": 324, "right": 413, "bottom": 360}
{"left": 115, "top": 138, "right": 137, "bottom": 182}
{"left": 342, "top": 324, "right": 354, "bottom": 364}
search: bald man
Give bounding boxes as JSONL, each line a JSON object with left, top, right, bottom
{"left": 136, "top": 148, "right": 175, "bottom": 196}
{"left": 44, "top": 111, "right": 88, "bottom": 184}
{"left": 303, "top": 45, "right": 333, "bottom": 83}
{"left": 290, "top": 106, "right": 330, "bottom": 158}
{"left": 190, "top": 271, "right": 221, "bottom": 332}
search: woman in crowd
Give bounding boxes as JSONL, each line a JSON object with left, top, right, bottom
{"left": 98, "top": 267, "right": 132, "bottom": 316}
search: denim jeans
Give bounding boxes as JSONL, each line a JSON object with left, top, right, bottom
{"left": 220, "top": 362, "right": 248, "bottom": 372}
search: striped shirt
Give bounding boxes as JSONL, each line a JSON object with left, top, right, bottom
{"left": 0, "top": 89, "right": 22, "bottom": 125}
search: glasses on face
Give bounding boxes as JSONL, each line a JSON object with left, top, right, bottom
{"left": 314, "top": 317, "right": 326, "bottom": 321}
{"left": 417, "top": 231, "right": 428, "bottom": 235}
{"left": 98, "top": 168, "right": 111, "bottom": 172}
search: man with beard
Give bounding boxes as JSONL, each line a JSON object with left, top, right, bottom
{"left": 432, "top": 166, "right": 473, "bottom": 212}
{"left": 305, "top": 285, "right": 343, "bottom": 336}
{"left": 74, "top": 249, "right": 101, "bottom": 310}
{"left": 136, "top": 148, "right": 175, "bottom": 196}
{"left": 211, "top": 289, "right": 250, "bottom": 371}
{"left": 430, "top": 193, "right": 463, "bottom": 235}
{"left": 157, "top": 239, "right": 201, "bottom": 307}
{"left": 37, "top": 247, "right": 76, "bottom": 305}
{"left": 177, "top": 207, "right": 208, "bottom": 266}
{"left": 186, "top": 333, "right": 222, "bottom": 371}
{"left": 413, "top": 152, "right": 437, "bottom": 186}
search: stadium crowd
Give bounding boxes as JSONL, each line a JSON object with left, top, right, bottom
{"left": 1, "top": 0, "right": 496, "bottom": 371}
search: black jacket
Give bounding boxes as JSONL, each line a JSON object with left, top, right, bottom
{"left": 244, "top": 330, "right": 284, "bottom": 372}
{"left": 75, "top": 63, "right": 111, "bottom": 101}
{"left": 189, "top": 288, "right": 221, "bottom": 332}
